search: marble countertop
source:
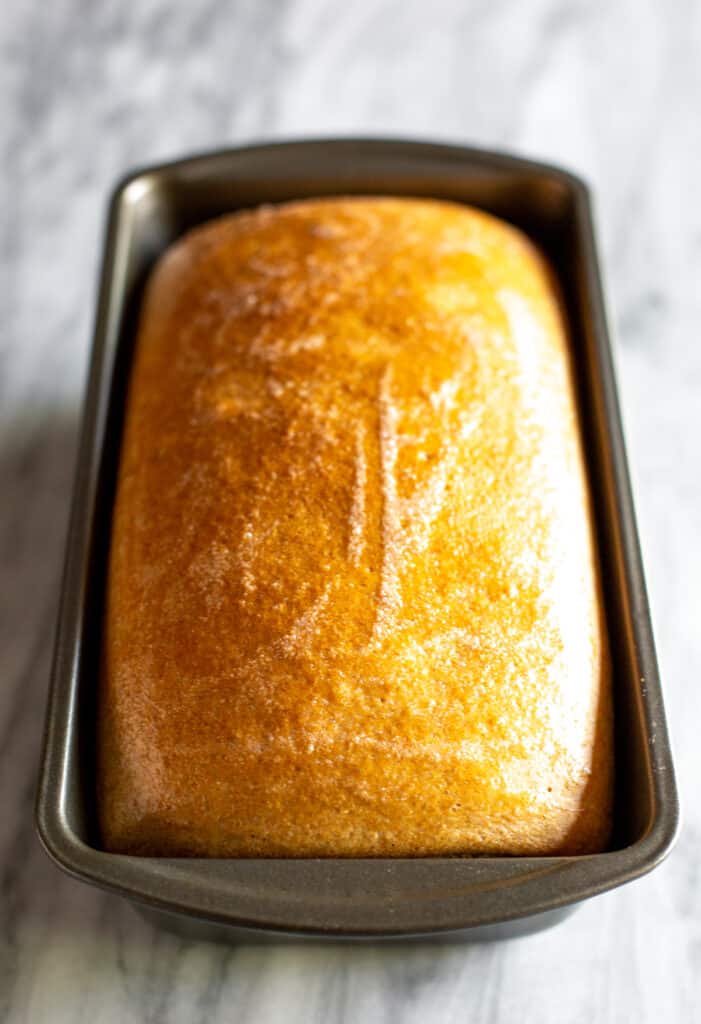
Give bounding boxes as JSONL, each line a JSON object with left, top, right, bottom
{"left": 2, "top": 0, "right": 698, "bottom": 1020}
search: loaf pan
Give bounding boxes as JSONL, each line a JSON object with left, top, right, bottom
{"left": 36, "top": 139, "right": 679, "bottom": 941}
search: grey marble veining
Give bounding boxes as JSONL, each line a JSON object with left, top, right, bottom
{"left": 1, "top": 0, "right": 699, "bottom": 1021}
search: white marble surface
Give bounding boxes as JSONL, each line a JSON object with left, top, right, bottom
{"left": 1, "top": 0, "right": 699, "bottom": 1020}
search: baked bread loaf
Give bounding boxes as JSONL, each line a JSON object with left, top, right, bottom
{"left": 99, "top": 197, "right": 613, "bottom": 857}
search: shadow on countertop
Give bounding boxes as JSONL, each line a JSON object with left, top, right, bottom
{"left": 0, "top": 409, "right": 84, "bottom": 972}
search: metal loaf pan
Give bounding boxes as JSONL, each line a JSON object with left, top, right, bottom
{"left": 36, "top": 139, "right": 679, "bottom": 941}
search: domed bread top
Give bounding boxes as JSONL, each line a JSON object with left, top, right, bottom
{"left": 99, "top": 197, "right": 613, "bottom": 857}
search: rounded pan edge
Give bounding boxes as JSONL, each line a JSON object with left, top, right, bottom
{"left": 105, "top": 136, "right": 593, "bottom": 208}
{"left": 34, "top": 800, "right": 679, "bottom": 938}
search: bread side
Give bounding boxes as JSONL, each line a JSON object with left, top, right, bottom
{"left": 99, "top": 197, "right": 613, "bottom": 856}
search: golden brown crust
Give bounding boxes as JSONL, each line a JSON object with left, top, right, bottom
{"left": 99, "top": 197, "right": 613, "bottom": 857}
